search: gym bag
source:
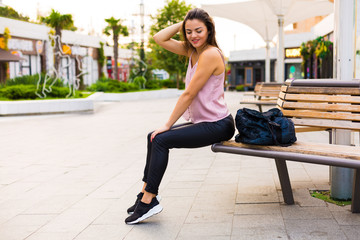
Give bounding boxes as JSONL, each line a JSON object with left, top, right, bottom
{"left": 234, "top": 108, "right": 297, "bottom": 146}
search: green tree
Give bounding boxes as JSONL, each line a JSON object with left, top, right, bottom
{"left": 98, "top": 42, "right": 106, "bottom": 78}
{"left": 104, "top": 17, "right": 129, "bottom": 80}
{"left": 0, "top": 6, "right": 29, "bottom": 21}
{"left": 148, "top": 0, "right": 193, "bottom": 88}
{"left": 41, "top": 9, "right": 75, "bottom": 73}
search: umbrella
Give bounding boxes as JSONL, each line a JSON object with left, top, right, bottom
{"left": 202, "top": 0, "right": 334, "bottom": 82}
{"left": 0, "top": 48, "right": 23, "bottom": 62}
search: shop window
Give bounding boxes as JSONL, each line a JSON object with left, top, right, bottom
{"left": 245, "top": 67, "right": 253, "bottom": 86}
{"left": 20, "top": 55, "right": 31, "bottom": 76}
{"left": 254, "top": 68, "right": 262, "bottom": 83}
{"left": 236, "top": 68, "right": 244, "bottom": 85}
{"left": 285, "top": 63, "right": 303, "bottom": 80}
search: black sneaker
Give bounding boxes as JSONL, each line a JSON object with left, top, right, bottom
{"left": 127, "top": 193, "right": 162, "bottom": 215}
{"left": 127, "top": 192, "right": 143, "bottom": 214}
{"left": 125, "top": 197, "right": 163, "bottom": 224}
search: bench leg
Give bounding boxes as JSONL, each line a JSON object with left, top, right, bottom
{"left": 275, "top": 158, "right": 295, "bottom": 204}
{"left": 351, "top": 169, "right": 360, "bottom": 213}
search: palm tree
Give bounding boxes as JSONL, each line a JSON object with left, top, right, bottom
{"left": 41, "top": 9, "right": 75, "bottom": 73}
{"left": 104, "top": 17, "right": 129, "bottom": 80}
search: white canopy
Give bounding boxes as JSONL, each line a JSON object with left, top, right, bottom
{"left": 202, "top": 0, "right": 334, "bottom": 82}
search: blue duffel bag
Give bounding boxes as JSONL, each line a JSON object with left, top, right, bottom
{"left": 234, "top": 108, "right": 297, "bottom": 146}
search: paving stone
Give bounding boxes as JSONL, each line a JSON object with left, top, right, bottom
{"left": 284, "top": 219, "right": 347, "bottom": 240}
{"left": 341, "top": 225, "right": 360, "bottom": 240}
{"left": 185, "top": 211, "right": 233, "bottom": 224}
{"left": 230, "top": 228, "right": 288, "bottom": 240}
{"left": 331, "top": 210, "right": 360, "bottom": 225}
{"left": 232, "top": 213, "right": 284, "bottom": 230}
{"left": 177, "top": 222, "right": 232, "bottom": 238}
{"left": 280, "top": 205, "right": 333, "bottom": 220}
{"left": 74, "top": 224, "right": 130, "bottom": 240}
{"left": 234, "top": 203, "right": 281, "bottom": 215}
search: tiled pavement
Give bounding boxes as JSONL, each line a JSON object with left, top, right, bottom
{"left": 0, "top": 91, "right": 360, "bottom": 240}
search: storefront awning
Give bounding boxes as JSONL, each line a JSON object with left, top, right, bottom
{"left": 0, "top": 48, "right": 23, "bottom": 62}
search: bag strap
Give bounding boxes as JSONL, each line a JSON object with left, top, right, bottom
{"left": 267, "top": 121, "right": 292, "bottom": 147}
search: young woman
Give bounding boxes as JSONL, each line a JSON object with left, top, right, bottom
{"left": 125, "top": 8, "right": 235, "bottom": 224}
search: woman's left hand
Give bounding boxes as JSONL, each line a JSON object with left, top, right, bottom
{"left": 151, "top": 125, "right": 171, "bottom": 142}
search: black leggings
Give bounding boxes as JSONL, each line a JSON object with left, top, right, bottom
{"left": 142, "top": 114, "right": 235, "bottom": 194}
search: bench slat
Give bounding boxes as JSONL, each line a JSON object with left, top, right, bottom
{"left": 281, "top": 109, "right": 360, "bottom": 121}
{"left": 240, "top": 100, "right": 277, "bottom": 105}
{"left": 291, "top": 118, "right": 360, "bottom": 130}
{"left": 222, "top": 140, "right": 360, "bottom": 161}
{"left": 281, "top": 85, "right": 360, "bottom": 95}
{"left": 278, "top": 99, "right": 360, "bottom": 112}
{"left": 279, "top": 92, "right": 360, "bottom": 104}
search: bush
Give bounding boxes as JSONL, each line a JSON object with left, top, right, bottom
{"left": 87, "top": 78, "right": 140, "bottom": 93}
{"left": 160, "top": 79, "right": 185, "bottom": 89}
{"left": 235, "top": 84, "right": 245, "bottom": 91}
{"left": 5, "top": 74, "right": 63, "bottom": 87}
{"left": 0, "top": 85, "right": 37, "bottom": 99}
{"left": 0, "top": 84, "right": 79, "bottom": 100}
{"left": 133, "top": 76, "right": 146, "bottom": 89}
{"left": 145, "top": 80, "right": 161, "bottom": 89}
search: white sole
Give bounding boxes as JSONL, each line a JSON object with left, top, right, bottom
{"left": 126, "top": 204, "right": 163, "bottom": 224}
{"left": 128, "top": 195, "right": 162, "bottom": 215}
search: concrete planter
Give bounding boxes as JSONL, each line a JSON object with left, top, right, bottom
{"left": 0, "top": 89, "right": 183, "bottom": 116}
{"left": 0, "top": 92, "right": 103, "bottom": 116}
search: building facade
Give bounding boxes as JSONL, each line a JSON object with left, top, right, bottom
{"left": 228, "top": 16, "right": 331, "bottom": 89}
{"left": 0, "top": 16, "right": 134, "bottom": 85}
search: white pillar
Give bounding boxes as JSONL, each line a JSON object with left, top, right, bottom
{"left": 265, "top": 41, "right": 271, "bottom": 82}
{"left": 276, "top": 15, "right": 284, "bottom": 82}
{"left": 331, "top": 0, "right": 356, "bottom": 200}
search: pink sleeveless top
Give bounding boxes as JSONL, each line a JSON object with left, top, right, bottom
{"left": 182, "top": 48, "right": 230, "bottom": 123}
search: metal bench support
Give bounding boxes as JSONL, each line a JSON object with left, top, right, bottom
{"left": 352, "top": 169, "right": 360, "bottom": 213}
{"left": 275, "top": 158, "right": 294, "bottom": 204}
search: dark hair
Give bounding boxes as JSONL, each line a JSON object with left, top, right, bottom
{"left": 181, "top": 8, "right": 219, "bottom": 52}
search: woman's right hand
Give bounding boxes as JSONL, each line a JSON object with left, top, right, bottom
{"left": 153, "top": 22, "right": 188, "bottom": 56}
{"left": 151, "top": 125, "right": 171, "bottom": 142}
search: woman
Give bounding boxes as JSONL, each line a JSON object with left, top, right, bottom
{"left": 125, "top": 8, "right": 235, "bottom": 225}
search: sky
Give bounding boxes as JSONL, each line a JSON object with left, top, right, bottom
{"left": 2, "top": 0, "right": 268, "bottom": 57}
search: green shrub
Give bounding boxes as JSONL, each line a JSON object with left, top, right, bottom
{"left": 160, "top": 79, "right": 185, "bottom": 89}
{"left": 160, "top": 79, "right": 176, "bottom": 88}
{"left": 235, "top": 84, "right": 245, "bottom": 91}
{"left": 87, "top": 78, "right": 140, "bottom": 93}
{"left": 0, "top": 85, "right": 37, "bottom": 99}
{"left": 0, "top": 84, "right": 80, "bottom": 100}
{"left": 133, "top": 76, "right": 146, "bottom": 89}
{"left": 5, "top": 74, "right": 64, "bottom": 87}
{"left": 47, "top": 86, "right": 71, "bottom": 98}
{"left": 145, "top": 80, "right": 161, "bottom": 89}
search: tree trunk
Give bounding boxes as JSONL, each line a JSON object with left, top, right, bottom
{"left": 113, "top": 34, "right": 119, "bottom": 80}
{"left": 0, "top": 63, "right": 7, "bottom": 83}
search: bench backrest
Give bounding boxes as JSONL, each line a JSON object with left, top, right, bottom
{"left": 253, "top": 82, "right": 262, "bottom": 94}
{"left": 277, "top": 79, "right": 360, "bottom": 130}
{"left": 255, "top": 83, "right": 282, "bottom": 98}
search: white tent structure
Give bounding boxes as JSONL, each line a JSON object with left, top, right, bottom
{"left": 202, "top": 0, "right": 334, "bottom": 82}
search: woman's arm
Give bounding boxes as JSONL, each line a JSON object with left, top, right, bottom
{"left": 151, "top": 48, "right": 223, "bottom": 140}
{"left": 153, "top": 22, "right": 189, "bottom": 56}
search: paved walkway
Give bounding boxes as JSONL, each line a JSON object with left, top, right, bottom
{"left": 0, "top": 91, "right": 359, "bottom": 240}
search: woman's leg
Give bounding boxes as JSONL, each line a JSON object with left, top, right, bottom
{"left": 142, "top": 122, "right": 193, "bottom": 186}
{"left": 144, "top": 115, "right": 234, "bottom": 195}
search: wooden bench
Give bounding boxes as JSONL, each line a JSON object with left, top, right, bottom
{"left": 240, "top": 82, "right": 282, "bottom": 112}
{"left": 213, "top": 79, "right": 360, "bottom": 213}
